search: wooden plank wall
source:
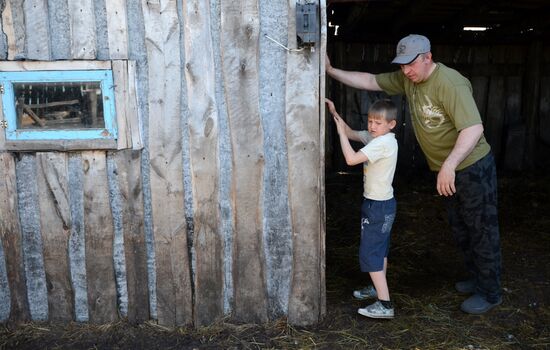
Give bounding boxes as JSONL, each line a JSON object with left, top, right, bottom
{"left": 183, "top": 0, "right": 223, "bottom": 326}
{"left": 221, "top": 0, "right": 267, "bottom": 323}
{"left": 326, "top": 41, "right": 550, "bottom": 174}
{"left": 0, "top": 0, "right": 326, "bottom": 326}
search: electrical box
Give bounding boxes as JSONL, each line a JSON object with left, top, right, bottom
{"left": 296, "top": 3, "right": 319, "bottom": 48}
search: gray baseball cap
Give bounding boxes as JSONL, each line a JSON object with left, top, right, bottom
{"left": 391, "top": 34, "right": 431, "bottom": 64}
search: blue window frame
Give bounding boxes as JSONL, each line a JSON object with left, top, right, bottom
{"left": 0, "top": 70, "right": 117, "bottom": 141}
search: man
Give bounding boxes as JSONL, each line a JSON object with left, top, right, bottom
{"left": 326, "top": 34, "right": 502, "bottom": 314}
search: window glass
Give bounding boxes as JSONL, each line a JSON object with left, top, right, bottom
{"left": 14, "top": 81, "right": 104, "bottom": 130}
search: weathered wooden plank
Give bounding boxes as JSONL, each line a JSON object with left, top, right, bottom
{"left": 67, "top": 154, "right": 88, "bottom": 322}
{"left": 319, "top": 0, "right": 327, "bottom": 319}
{"left": 68, "top": 0, "right": 96, "bottom": 59}
{"left": 23, "top": 0, "right": 50, "bottom": 60}
{"left": 258, "top": 0, "right": 292, "bottom": 319}
{"left": 110, "top": 59, "right": 143, "bottom": 151}
{"left": 16, "top": 155, "right": 48, "bottom": 321}
{"left": 36, "top": 152, "right": 73, "bottom": 322}
{"left": 2, "top": 139, "right": 117, "bottom": 152}
{"left": 220, "top": 0, "right": 267, "bottom": 323}
{"left": 92, "top": 0, "right": 109, "bottom": 60}
{"left": 105, "top": 0, "right": 128, "bottom": 59}
{"left": 504, "top": 124, "right": 526, "bottom": 171}
{"left": 505, "top": 76, "right": 522, "bottom": 126}
{"left": 205, "top": 0, "right": 233, "bottom": 317}
{"left": 111, "top": 150, "right": 149, "bottom": 323}
{"left": 82, "top": 151, "right": 117, "bottom": 323}
{"left": 0, "top": 60, "right": 111, "bottom": 71}
{"left": 486, "top": 77, "right": 505, "bottom": 162}
{"left": 285, "top": 0, "right": 322, "bottom": 326}
{"left": 4, "top": 0, "right": 25, "bottom": 60}
{"left": 125, "top": 0, "right": 157, "bottom": 319}
{"left": 112, "top": 60, "right": 131, "bottom": 150}
{"left": 523, "top": 41, "right": 542, "bottom": 168}
{"left": 47, "top": 0, "right": 71, "bottom": 60}
{"left": 0, "top": 153, "right": 31, "bottom": 323}
{"left": 105, "top": 154, "right": 128, "bottom": 318}
{"left": 104, "top": 5, "right": 128, "bottom": 315}
{"left": 1, "top": 1, "right": 17, "bottom": 60}
{"left": 0, "top": 230, "right": 9, "bottom": 322}
{"left": 141, "top": 0, "right": 192, "bottom": 327}
{"left": 471, "top": 76, "right": 489, "bottom": 124}
{"left": 127, "top": 61, "right": 143, "bottom": 150}
{"left": 540, "top": 77, "right": 550, "bottom": 146}
{"left": 183, "top": 0, "right": 223, "bottom": 325}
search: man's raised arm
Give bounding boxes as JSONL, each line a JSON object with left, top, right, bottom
{"left": 325, "top": 54, "right": 383, "bottom": 91}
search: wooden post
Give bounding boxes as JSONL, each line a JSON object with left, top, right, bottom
{"left": 286, "top": 0, "right": 322, "bottom": 326}
{"left": 220, "top": 0, "right": 268, "bottom": 323}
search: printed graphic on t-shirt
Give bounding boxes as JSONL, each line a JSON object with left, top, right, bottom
{"left": 420, "top": 95, "right": 446, "bottom": 129}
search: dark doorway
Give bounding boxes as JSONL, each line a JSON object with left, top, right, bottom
{"left": 323, "top": 1, "right": 550, "bottom": 347}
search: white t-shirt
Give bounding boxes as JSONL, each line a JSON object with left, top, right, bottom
{"left": 358, "top": 132, "right": 398, "bottom": 201}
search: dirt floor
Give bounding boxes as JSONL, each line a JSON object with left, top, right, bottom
{"left": 1, "top": 172, "right": 549, "bottom": 349}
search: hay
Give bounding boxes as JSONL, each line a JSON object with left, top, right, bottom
{"left": 1, "top": 175, "right": 549, "bottom": 349}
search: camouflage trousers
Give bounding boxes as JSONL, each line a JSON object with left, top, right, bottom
{"left": 445, "top": 152, "right": 502, "bottom": 303}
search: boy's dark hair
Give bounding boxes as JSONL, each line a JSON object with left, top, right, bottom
{"left": 368, "top": 99, "right": 397, "bottom": 122}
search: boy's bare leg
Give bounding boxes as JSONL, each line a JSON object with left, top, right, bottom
{"left": 369, "top": 270, "right": 390, "bottom": 300}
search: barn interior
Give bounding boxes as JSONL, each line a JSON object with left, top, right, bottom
{"left": 325, "top": 0, "right": 550, "bottom": 175}
{"left": 324, "top": 0, "right": 550, "bottom": 345}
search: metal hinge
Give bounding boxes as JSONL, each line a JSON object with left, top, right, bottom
{"left": 0, "top": 120, "right": 7, "bottom": 129}
{"left": 0, "top": 84, "right": 4, "bottom": 94}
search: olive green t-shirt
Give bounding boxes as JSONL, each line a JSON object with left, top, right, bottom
{"left": 375, "top": 63, "right": 490, "bottom": 171}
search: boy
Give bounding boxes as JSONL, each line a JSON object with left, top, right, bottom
{"left": 326, "top": 98, "right": 398, "bottom": 319}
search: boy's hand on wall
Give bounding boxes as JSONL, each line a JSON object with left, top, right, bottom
{"left": 325, "top": 98, "right": 346, "bottom": 135}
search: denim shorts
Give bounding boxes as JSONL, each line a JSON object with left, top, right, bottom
{"left": 359, "top": 197, "right": 396, "bottom": 272}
